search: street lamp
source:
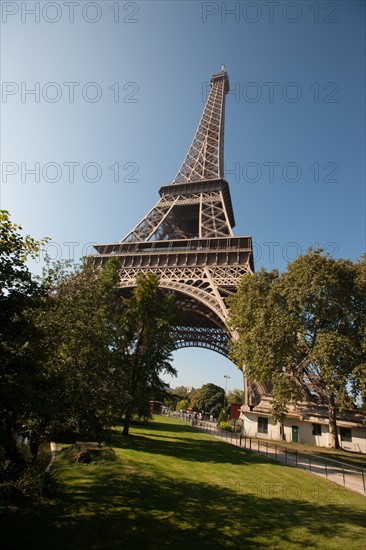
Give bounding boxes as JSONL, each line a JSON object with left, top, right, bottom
{"left": 223, "top": 375, "right": 230, "bottom": 411}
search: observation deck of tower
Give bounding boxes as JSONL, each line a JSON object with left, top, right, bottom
{"left": 93, "top": 67, "right": 254, "bottom": 358}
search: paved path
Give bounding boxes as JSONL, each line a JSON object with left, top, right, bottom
{"left": 193, "top": 421, "right": 366, "bottom": 496}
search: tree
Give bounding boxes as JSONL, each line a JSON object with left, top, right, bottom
{"left": 165, "top": 386, "right": 194, "bottom": 410}
{"left": 351, "top": 255, "right": 366, "bottom": 417}
{"left": 0, "top": 210, "right": 49, "bottom": 469}
{"left": 228, "top": 267, "right": 298, "bottom": 436}
{"left": 226, "top": 389, "right": 245, "bottom": 406}
{"left": 228, "top": 250, "right": 366, "bottom": 448}
{"left": 118, "top": 274, "right": 177, "bottom": 435}
{"left": 173, "top": 386, "right": 193, "bottom": 399}
{"left": 176, "top": 399, "right": 189, "bottom": 412}
{"left": 190, "top": 383, "right": 225, "bottom": 417}
{"left": 0, "top": 211, "right": 179, "bottom": 484}
{"left": 40, "top": 265, "right": 178, "bottom": 439}
{"left": 39, "top": 258, "right": 123, "bottom": 440}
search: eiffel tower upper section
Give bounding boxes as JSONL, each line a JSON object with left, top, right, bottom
{"left": 93, "top": 67, "right": 254, "bottom": 358}
{"left": 121, "top": 66, "right": 237, "bottom": 244}
{"left": 172, "top": 67, "right": 228, "bottom": 184}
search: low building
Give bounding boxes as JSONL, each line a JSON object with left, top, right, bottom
{"left": 229, "top": 403, "right": 241, "bottom": 420}
{"left": 240, "top": 395, "right": 366, "bottom": 454}
{"left": 149, "top": 401, "right": 163, "bottom": 415}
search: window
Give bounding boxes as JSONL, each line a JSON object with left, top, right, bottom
{"left": 312, "top": 424, "right": 322, "bottom": 436}
{"left": 340, "top": 427, "right": 352, "bottom": 442}
{"left": 258, "top": 417, "right": 268, "bottom": 434}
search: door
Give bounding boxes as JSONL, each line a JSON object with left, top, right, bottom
{"left": 292, "top": 425, "right": 299, "bottom": 443}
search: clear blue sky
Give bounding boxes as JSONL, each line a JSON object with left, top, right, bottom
{"left": 1, "top": 0, "right": 365, "bottom": 392}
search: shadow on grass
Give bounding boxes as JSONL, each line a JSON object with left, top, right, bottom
{"left": 2, "top": 461, "right": 365, "bottom": 550}
{"left": 146, "top": 421, "right": 366, "bottom": 469}
{"left": 1, "top": 421, "right": 365, "bottom": 550}
{"left": 112, "top": 433, "right": 270, "bottom": 466}
{"left": 139, "top": 419, "right": 194, "bottom": 434}
{"left": 107, "top": 422, "right": 279, "bottom": 467}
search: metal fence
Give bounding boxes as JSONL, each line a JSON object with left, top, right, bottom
{"left": 192, "top": 419, "right": 366, "bottom": 495}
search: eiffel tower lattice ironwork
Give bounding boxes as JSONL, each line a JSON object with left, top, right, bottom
{"left": 93, "top": 67, "right": 254, "bottom": 358}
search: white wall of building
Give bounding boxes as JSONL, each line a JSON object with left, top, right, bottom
{"left": 241, "top": 412, "right": 366, "bottom": 454}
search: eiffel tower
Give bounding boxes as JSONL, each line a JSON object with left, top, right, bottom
{"left": 93, "top": 66, "right": 254, "bottom": 361}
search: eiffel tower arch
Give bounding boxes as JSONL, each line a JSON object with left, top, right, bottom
{"left": 92, "top": 67, "right": 254, "bottom": 362}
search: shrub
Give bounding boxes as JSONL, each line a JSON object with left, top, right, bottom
{"left": 0, "top": 467, "right": 58, "bottom": 501}
{"left": 219, "top": 421, "right": 231, "bottom": 431}
{"left": 218, "top": 421, "right": 241, "bottom": 433}
{"left": 64, "top": 442, "right": 117, "bottom": 464}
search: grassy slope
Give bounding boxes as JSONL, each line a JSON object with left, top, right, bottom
{"left": 1, "top": 417, "right": 365, "bottom": 550}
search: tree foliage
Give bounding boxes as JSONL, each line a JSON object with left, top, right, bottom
{"left": 165, "top": 386, "right": 194, "bottom": 410}
{"left": 39, "top": 258, "right": 123, "bottom": 440}
{"left": 173, "top": 386, "right": 193, "bottom": 399}
{"left": 228, "top": 250, "right": 366, "bottom": 448}
{"left": 0, "top": 211, "right": 179, "bottom": 490}
{"left": 190, "top": 383, "right": 225, "bottom": 417}
{"left": 352, "top": 255, "right": 366, "bottom": 416}
{"left": 176, "top": 399, "right": 190, "bottom": 412}
{"left": 226, "top": 389, "right": 245, "bottom": 406}
{"left": 40, "top": 266, "right": 178, "bottom": 438}
{"left": 117, "top": 274, "right": 177, "bottom": 435}
{"left": 0, "top": 210, "right": 49, "bottom": 469}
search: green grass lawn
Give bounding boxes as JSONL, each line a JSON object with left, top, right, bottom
{"left": 1, "top": 416, "right": 365, "bottom": 549}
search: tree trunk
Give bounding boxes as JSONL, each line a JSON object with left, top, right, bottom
{"left": 280, "top": 417, "right": 286, "bottom": 441}
{"left": 30, "top": 437, "right": 40, "bottom": 466}
{"left": 123, "top": 355, "right": 140, "bottom": 436}
{"left": 2, "top": 428, "right": 27, "bottom": 475}
{"left": 328, "top": 394, "right": 340, "bottom": 449}
{"left": 123, "top": 409, "right": 132, "bottom": 436}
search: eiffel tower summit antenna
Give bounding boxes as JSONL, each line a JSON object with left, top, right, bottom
{"left": 92, "top": 68, "right": 254, "bottom": 358}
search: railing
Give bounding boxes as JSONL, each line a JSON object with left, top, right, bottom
{"left": 192, "top": 419, "right": 366, "bottom": 495}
